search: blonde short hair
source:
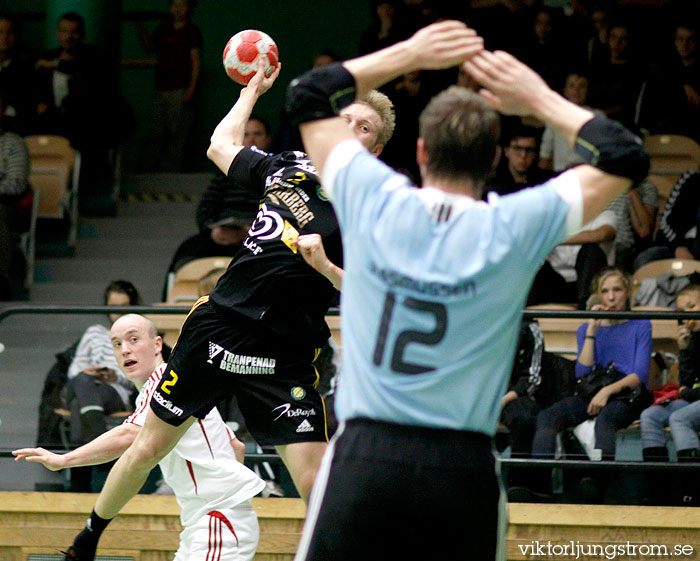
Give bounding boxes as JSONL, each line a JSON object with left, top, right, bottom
{"left": 359, "top": 90, "right": 396, "bottom": 148}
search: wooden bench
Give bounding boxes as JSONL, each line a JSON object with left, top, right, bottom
{"left": 0, "top": 492, "right": 304, "bottom": 561}
{"left": 1, "top": 492, "right": 698, "bottom": 560}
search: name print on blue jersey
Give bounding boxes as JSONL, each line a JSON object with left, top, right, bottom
{"left": 368, "top": 261, "right": 477, "bottom": 297}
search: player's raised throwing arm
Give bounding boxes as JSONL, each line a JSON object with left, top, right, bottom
{"left": 207, "top": 59, "right": 281, "bottom": 174}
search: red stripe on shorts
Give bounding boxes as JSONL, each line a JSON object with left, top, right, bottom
{"left": 198, "top": 418, "right": 215, "bottom": 459}
{"left": 186, "top": 459, "right": 198, "bottom": 495}
{"left": 208, "top": 510, "right": 239, "bottom": 545}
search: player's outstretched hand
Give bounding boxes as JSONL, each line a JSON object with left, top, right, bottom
{"left": 464, "top": 50, "right": 550, "bottom": 116}
{"left": 405, "top": 20, "right": 483, "bottom": 72}
{"left": 12, "top": 447, "right": 65, "bottom": 471}
{"left": 246, "top": 58, "right": 281, "bottom": 97}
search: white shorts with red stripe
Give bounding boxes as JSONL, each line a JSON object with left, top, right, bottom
{"left": 174, "top": 502, "right": 260, "bottom": 561}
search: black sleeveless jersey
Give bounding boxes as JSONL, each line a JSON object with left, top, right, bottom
{"left": 209, "top": 147, "right": 342, "bottom": 347}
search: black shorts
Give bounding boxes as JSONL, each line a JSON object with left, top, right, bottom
{"left": 297, "top": 418, "right": 506, "bottom": 561}
{"left": 150, "top": 297, "right": 328, "bottom": 446}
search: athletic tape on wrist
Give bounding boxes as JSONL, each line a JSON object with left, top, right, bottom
{"left": 574, "top": 116, "right": 649, "bottom": 185}
{"left": 286, "top": 62, "right": 357, "bottom": 127}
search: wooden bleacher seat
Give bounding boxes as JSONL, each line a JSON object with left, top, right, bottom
{"left": 25, "top": 134, "right": 81, "bottom": 248}
{"left": 165, "top": 256, "right": 233, "bottom": 304}
{"left": 525, "top": 304, "right": 581, "bottom": 356}
{"left": 644, "top": 133, "right": 700, "bottom": 187}
{"left": 631, "top": 305, "right": 678, "bottom": 354}
{"left": 147, "top": 303, "right": 190, "bottom": 348}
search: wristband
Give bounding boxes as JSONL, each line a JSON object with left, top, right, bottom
{"left": 574, "top": 116, "right": 649, "bottom": 185}
{"left": 286, "top": 63, "right": 356, "bottom": 128}
{"left": 585, "top": 335, "right": 595, "bottom": 340}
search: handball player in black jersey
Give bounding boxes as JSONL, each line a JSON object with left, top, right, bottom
{"left": 60, "top": 59, "right": 396, "bottom": 561}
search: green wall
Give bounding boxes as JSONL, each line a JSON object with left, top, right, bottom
{"left": 3, "top": 0, "right": 373, "bottom": 173}
{"left": 121, "top": 1, "right": 372, "bottom": 173}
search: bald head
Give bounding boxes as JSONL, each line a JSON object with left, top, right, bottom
{"left": 112, "top": 313, "right": 158, "bottom": 338}
{"left": 111, "top": 314, "right": 163, "bottom": 387}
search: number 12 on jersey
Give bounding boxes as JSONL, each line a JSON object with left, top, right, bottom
{"left": 372, "top": 291, "right": 447, "bottom": 375}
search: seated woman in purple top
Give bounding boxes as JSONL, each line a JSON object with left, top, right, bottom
{"left": 511, "top": 266, "right": 652, "bottom": 504}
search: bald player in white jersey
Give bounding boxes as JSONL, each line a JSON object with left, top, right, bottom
{"left": 13, "top": 314, "right": 265, "bottom": 561}
{"left": 285, "top": 20, "right": 649, "bottom": 561}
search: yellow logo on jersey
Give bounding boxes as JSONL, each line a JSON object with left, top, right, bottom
{"left": 291, "top": 386, "right": 306, "bottom": 400}
{"left": 287, "top": 172, "right": 307, "bottom": 185}
{"left": 281, "top": 220, "right": 300, "bottom": 253}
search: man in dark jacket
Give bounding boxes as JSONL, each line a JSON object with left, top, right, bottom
{"left": 500, "top": 320, "right": 576, "bottom": 498}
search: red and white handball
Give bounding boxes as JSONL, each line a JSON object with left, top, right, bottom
{"left": 223, "top": 29, "right": 279, "bottom": 85}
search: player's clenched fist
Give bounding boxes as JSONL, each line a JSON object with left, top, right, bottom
{"left": 295, "top": 234, "right": 343, "bottom": 291}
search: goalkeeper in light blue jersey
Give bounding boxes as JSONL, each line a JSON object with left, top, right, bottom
{"left": 287, "top": 20, "right": 649, "bottom": 561}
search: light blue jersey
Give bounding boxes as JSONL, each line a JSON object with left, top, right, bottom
{"left": 323, "top": 140, "right": 583, "bottom": 436}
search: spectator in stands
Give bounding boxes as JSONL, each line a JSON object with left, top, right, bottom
{"left": 589, "top": 20, "right": 646, "bottom": 131}
{"left": 539, "top": 69, "right": 603, "bottom": 173}
{"left": 667, "top": 23, "right": 700, "bottom": 141}
{"left": 585, "top": 4, "right": 610, "bottom": 67}
{"left": 529, "top": 267, "right": 652, "bottom": 503}
{"left": 608, "top": 178, "right": 658, "bottom": 272}
{"left": 500, "top": 320, "right": 576, "bottom": 498}
{"left": 640, "top": 283, "right": 700, "bottom": 505}
{"left": 136, "top": 0, "right": 202, "bottom": 172}
{"left": 358, "top": 1, "right": 408, "bottom": 56}
{"left": 0, "top": 93, "right": 31, "bottom": 300}
{"left": 528, "top": 206, "right": 616, "bottom": 307}
{"left": 241, "top": 114, "right": 272, "bottom": 153}
{"left": 633, "top": 171, "right": 700, "bottom": 271}
{"left": 62, "top": 280, "right": 143, "bottom": 491}
{"left": 520, "top": 7, "right": 567, "bottom": 89}
{"left": 32, "top": 12, "right": 120, "bottom": 142}
{"left": 634, "top": 21, "right": 696, "bottom": 138}
{"left": 0, "top": 15, "right": 35, "bottom": 135}
{"left": 486, "top": 124, "right": 554, "bottom": 197}
{"left": 673, "top": 24, "right": 699, "bottom": 111}
{"left": 32, "top": 11, "right": 132, "bottom": 215}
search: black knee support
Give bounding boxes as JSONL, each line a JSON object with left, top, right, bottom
{"left": 286, "top": 63, "right": 356, "bottom": 127}
{"left": 574, "top": 116, "right": 649, "bottom": 185}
